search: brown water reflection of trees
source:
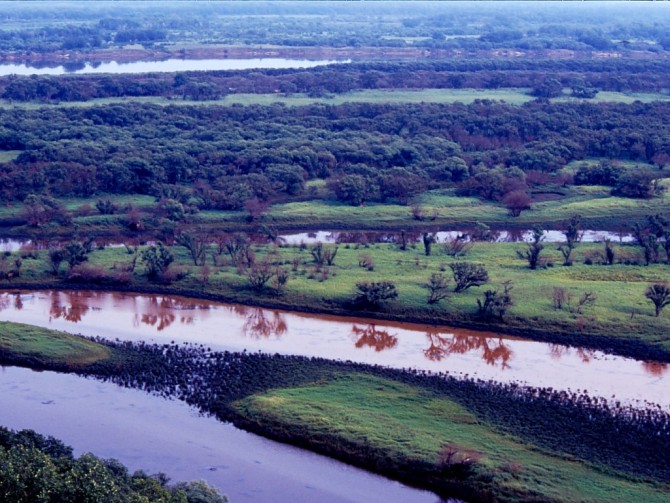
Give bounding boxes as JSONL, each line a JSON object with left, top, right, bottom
{"left": 424, "top": 330, "right": 512, "bottom": 368}
{"left": 137, "top": 296, "right": 207, "bottom": 331}
{"left": 549, "top": 344, "right": 597, "bottom": 363}
{"left": 351, "top": 324, "right": 398, "bottom": 352}
{"left": 643, "top": 361, "right": 669, "bottom": 377}
{"left": 0, "top": 294, "right": 10, "bottom": 312}
{"left": 49, "top": 292, "right": 90, "bottom": 323}
{"left": 241, "top": 308, "right": 287, "bottom": 339}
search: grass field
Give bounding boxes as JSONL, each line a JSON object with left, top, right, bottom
{"left": 236, "top": 372, "right": 670, "bottom": 503}
{"left": 0, "top": 321, "right": 110, "bottom": 366}
{"left": 255, "top": 184, "right": 670, "bottom": 230}
{"left": 1, "top": 88, "right": 669, "bottom": 110}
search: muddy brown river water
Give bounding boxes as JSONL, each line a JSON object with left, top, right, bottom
{"left": 1, "top": 290, "right": 667, "bottom": 410}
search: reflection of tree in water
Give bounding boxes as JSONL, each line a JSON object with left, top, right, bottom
{"left": 49, "top": 292, "right": 90, "bottom": 323}
{"left": 242, "top": 308, "right": 287, "bottom": 339}
{"left": 13, "top": 294, "right": 23, "bottom": 311}
{"left": 643, "top": 361, "right": 669, "bottom": 377}
{"left": 424, "top": 330, "right": 512, "bottom": 368}
{"left": 351, "top": 324, "right": 398, "bottom": 352}
{"left": 0, "top": 294, "right": 10, "bottom": 312}
{"left": 549, "top": 344, "right": 597, "bottom": 363}
{"left": 138, "top": 296, "right": 204, "bottom": 331}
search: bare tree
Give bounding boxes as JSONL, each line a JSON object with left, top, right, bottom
{"left": 247, "top": 259, "right": 275, "bottom": 292}
{"left": 450, "top": 262, "right": 489, "bottom": 293}
{"left": 443, "top": 234, "right": 473, "bottom": 258}
{"left": 477, "top": 281, "right": 513, "bottom": 320}
{"left": 176, "top": 231, "right": 208, "bottom": 266}
{"left": 311, "top": 242, "right": 338, "bottom": 266}
{"left": 603, "top": 238, "right": 615, "bottom": 265}
{"left": 424, "top": 273, "right": 451, "bottom": 305}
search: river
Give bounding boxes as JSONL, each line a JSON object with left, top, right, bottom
{"left": 0, "top": 228, "right": 634, "bottom": 253}
{"left": 0, "top": 290, "right": 666, "bottom": 410}
{"left": 0, "top": 58, "right": 346, "bottom": 77}
{"left": 0, "top": 365, "right": 439, "bottom": 502}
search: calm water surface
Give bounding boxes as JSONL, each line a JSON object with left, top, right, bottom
{"left": 0, "top": 290, "right": 666, "bottom": 410}
{"left": 0, "top": 229, "right": 633, "bottom": 252}
{"left": 0, "top": 366, "right": 438, "bottom": 503}
{"left": 0, "top": 58, "right": 345, "bottom": 76}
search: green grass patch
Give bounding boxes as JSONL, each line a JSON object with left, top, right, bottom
{"left": 2, "top": 88, "right": 669, "bottom": 111}
{"left": 235, "top": 373, "right": 670, "bottom": 503}
{"left": 0, "top": 321, "right": 110, "bottom": 366}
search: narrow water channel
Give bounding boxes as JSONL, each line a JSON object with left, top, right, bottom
{"left": 0, "top": 58, "right": 346, "bottom": 76}
{"left": 1, "top": 290, "right": 667, "bottom": 410}
{"left": 0, "top": 366, "right": 439, "bottom": 503}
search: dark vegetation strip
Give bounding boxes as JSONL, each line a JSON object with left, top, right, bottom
{"left": 1, "top": 101, "right": 668, "bottom": 207}
{"left": 1, "top": 333, "right": 668, "bottom": 501}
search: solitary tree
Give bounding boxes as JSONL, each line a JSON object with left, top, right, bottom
{"left": 558, "top": 215, "right": 582, "bottom": 266}
{"left": 517, "top": 226, "right": 544, "bottom": 269}
{"left": 176, "top": 231, "right": 208, "bottom": 266}
{"left": 311, "top": 242, "right": 338, "bottom": 266}
{"left": 48, "top": 248, "right": 65, "bottom": 276}
{"left": 141, "top": 243, "right": 174, "bottom": 281}
{"left": 502, "top": 190, "right": 532, "bottom": 217}
{"left": 424, "top": 273, "right": 451, "bottom": 305}
{"left": 450, "top": 262, "right": 489, "bottom": 293}
{"left": 477, "top": 281, "right": 514, "bottom": 321}
{"left": 352, "top": 281, "right": 398, "bottom": 309}
{"left": 422, "top": 232, "right": 437, "bottom": 256}
{"left": 645, "top": 283, "right": 670, "bottom": 317}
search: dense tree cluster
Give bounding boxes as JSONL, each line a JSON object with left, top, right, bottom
{"left": 0, "top": 100, "right": 668, "bottom": 210}
{"left": 0, "top": 428, "right": 226, "bottom": 503}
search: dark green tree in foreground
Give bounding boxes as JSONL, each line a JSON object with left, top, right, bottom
{"left": 0, "top": 427, "right": 227, "bottom": 502}
{"left": 645, "top": 283, "right": 670, "bottom": 317}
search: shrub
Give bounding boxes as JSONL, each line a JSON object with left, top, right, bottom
{"left": 450, "top": 262, "right": 489, "bottom": 293}
{"left": 352, "top": 281, "right": 398, "bottom": 309}
{"left": 424, "top": 273, "right": 451, "bottom": 305}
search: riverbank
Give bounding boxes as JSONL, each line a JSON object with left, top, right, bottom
{"left": 2, "top": 238, "right": 670, "bottom": 363}
{"left": 1, "top": 323, "right": 668, "bottom": 503}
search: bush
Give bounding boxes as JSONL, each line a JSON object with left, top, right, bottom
{"left": 352, "top": 281, "right": 398, "bottom": 309}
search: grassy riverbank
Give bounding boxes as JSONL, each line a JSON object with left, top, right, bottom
{"left": 235, "top": 373, "right": 669, "bottom": 503}
{"left": 0, "top": 323, "right": 668, "bottom": 502}
{"left": 3, "top": 237, "right": 670, "bottom": 362}
{"left": 0, "top": 321, "right": 110, "bottom": 367}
